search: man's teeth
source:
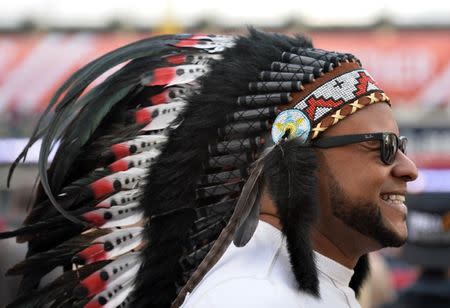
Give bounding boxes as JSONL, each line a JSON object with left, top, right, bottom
{"left": 380, "top": 194, "right": 405, "bottom": 203}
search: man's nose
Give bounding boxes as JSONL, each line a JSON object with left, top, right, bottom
{"left": 392, "top": 151, "right": 418, "bottom": 182}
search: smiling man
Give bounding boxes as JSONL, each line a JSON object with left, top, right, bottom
{"left": 181, "top": 104, "right": 417, "bottom": 308}
{"left": 178, "top": 38, "right": 418, "bottom": 306}
{"left": 313, "top": 103, "right": 417, "bottom": 264}
{"left": 2, "top": 29, "right": 417, "bottom": 308}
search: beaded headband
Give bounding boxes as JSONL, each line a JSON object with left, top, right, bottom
{"left": 271, "top": 61, "right": 390, "bottom": 144}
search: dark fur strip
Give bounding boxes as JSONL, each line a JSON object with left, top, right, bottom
{"left": 263, "top": 139, "right": 320, "bottom": 296}
{"left": 132, "top": 209, "right": 196, "bottom": 307}
{"left": 349, "top": 254, "right": 370, "bottom": 297}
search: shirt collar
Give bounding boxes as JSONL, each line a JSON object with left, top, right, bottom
{"left": 257, "top": 220, "right": 355, "bottom": 286}
{"left": 314, "top": 251, "right": 355, "bottom": 286}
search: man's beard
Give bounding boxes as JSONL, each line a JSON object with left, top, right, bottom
{"left": 328, "top": 174, "right": 405, "bottom": 247}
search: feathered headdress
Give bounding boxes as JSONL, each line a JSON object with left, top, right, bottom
{"left": 1, "top": 29, "right": 387, "bottom": 308}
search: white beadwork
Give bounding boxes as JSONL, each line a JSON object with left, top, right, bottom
{"left": 294, "top": 69, "right": 380, "bottom": 120}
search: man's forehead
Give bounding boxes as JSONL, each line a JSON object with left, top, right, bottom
{"left": 322, "top": 103, "right": 399, "bottom": 136}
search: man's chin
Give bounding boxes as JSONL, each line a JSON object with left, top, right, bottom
{"left": 375, "top": 223, "right": 408, "bottom": 248}
{"left": 383, "top": 236, "right": 407, "bottom": 248}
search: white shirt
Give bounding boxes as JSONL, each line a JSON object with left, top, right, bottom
{"left": 181, "top": 221, "right": 361, "bottom": 308}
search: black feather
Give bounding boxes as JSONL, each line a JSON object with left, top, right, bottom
{"left": 22, "top": 121, "right": 141, "bottom": 227}
{"left": 233, "top": 158, "right": 265, "bottom": 247}
{"left": 7, "top": 261, "right": 109, "bottom": 308}
{"left": 15, "top": 225, "right": 86, "bottom": 294}
{"left": 6, "top": 229, "right": 110, "bottom": 276}
{"left": 9, "top": 36, "right": 185, "bottom": 225}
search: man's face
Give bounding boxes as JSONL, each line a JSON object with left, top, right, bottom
{"left": 316, "top": 103, "right": 418, "bottom": 249}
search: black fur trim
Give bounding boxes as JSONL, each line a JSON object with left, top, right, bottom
{"left": 349, "top": 254, "right": 370, "bottom": 297}
{"left": 131, "top": 209, "right": 196, "bottom": 307}
{"left": 262, "top": 139, "right": 320, "bottom": 297}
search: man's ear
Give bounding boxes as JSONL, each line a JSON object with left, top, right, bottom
{"left": 258, "top": 188, "right": 283, "bottom": 230}
{"left": 259, "top": 189, "right": 278, "bottom": 216}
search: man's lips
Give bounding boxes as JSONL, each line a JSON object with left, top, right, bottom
{"left": 380, "top": 193, "right": 407, "bottom": 215}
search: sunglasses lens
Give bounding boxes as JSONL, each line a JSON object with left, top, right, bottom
{"left": 382, "top": 134, "right": 397, "bottom": 164}
{"left": 399, "top": 136, "right": 407, "bottom": 154}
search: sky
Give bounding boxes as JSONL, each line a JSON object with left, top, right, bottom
{"left": 0, "top": 0, "right": 449, "bottom": 28}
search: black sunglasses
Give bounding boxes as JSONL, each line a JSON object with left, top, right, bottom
{"left": 311, "top": 132, "right": 407, "bottom": 165}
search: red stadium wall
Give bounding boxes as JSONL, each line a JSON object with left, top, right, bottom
{"left": 0, "top": 30, "right": 449, "bottom": 113}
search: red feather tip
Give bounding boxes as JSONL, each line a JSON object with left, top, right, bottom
{"left": 82, "top": 212, "right": 107, "bottom": 227}
{"left": 90, "top": 178, "right": 115, "bottom": 200}
{"left": 108, "top": 159, "right": 130, "bottom": 173}
{"left": 147, "top": 67, "right": 175, "bottom": 86}
{"left": 166, "top": 54, "right": 187, "bottom": 65}
{"left": 149, "top": 91, "right": 168, "bottom": 105}
{"left": 174, "top": 39, "right": 199, "bottom": 48}
{"left": 135, "top": 108, "right": 153, "bottom": 124}
{"left": 111, "top": 144, "right": 131, "bottom": 160}
{"left": 74, "top": 243, "right": 107, "bottom": 265}
{"left": 76, "top": 270, "right": 109, "bottom": 298}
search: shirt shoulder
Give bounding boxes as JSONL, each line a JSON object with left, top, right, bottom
{"left": 182, "top": 277, "right": 302, "bottom": 308}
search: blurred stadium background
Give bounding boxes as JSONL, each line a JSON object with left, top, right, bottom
{"left": 0, "top": 1, "right": 449, "bottom": 307}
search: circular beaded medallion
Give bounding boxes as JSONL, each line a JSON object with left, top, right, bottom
{"left": 271, "top": 109, "right": 311, "bottom": 144}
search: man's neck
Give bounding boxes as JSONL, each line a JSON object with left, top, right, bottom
{"left": 311, "top": 228, "right": 360, "bottom": 269}
{"left": 259, "top": 213, "right": 368, "bottom": 269}
{"left": 259, "top": 213, "right": 283, "bottom": 230}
